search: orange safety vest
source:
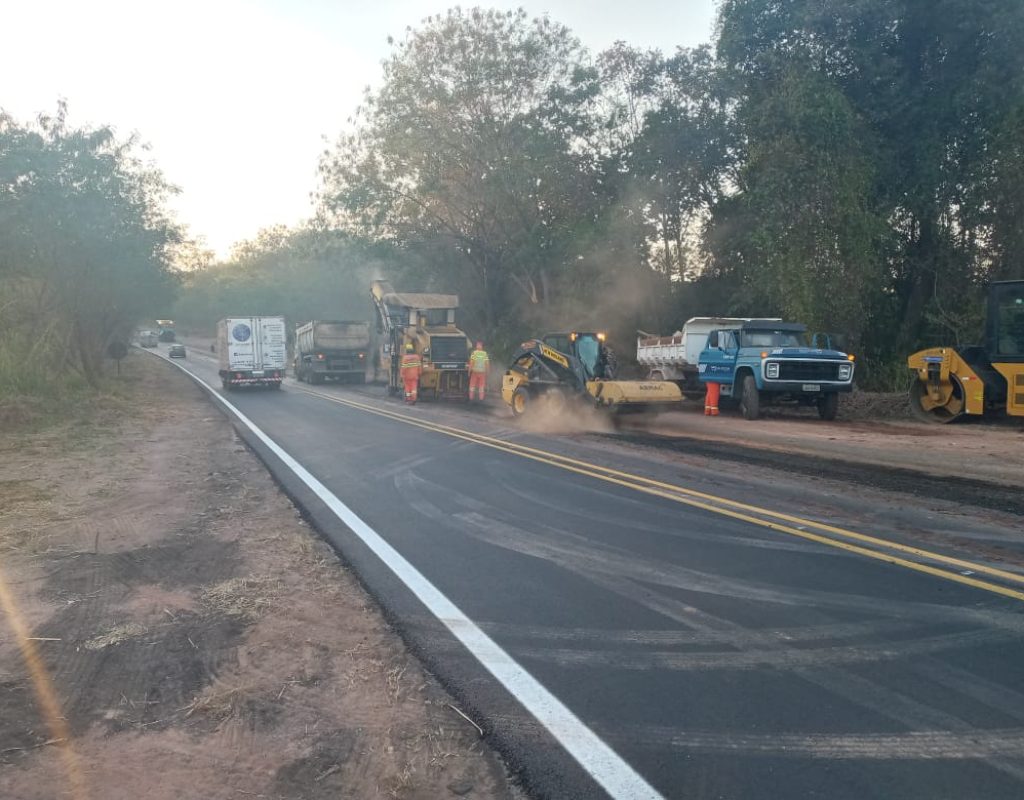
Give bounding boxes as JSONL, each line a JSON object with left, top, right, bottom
{"left": 400, "top": 353, "right": 422, "bottom": 374}
{"left": 469, "top": 349, "right": 489, "bottom": 373}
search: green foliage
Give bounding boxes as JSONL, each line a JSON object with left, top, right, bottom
{"left": 172, "top": 227, "right": 411, "bottom": 335}
{"left": 316, "top": 8, "right": 612, "bottom": 336}
{"left": 714, "top": 0, "right": 1024, "bottom": 359}
{"left": 0, "top": 103, "right": 181, "bottom": 393}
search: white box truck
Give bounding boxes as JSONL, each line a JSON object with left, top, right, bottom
{"left": 217, "top": 317, "right": 287, "bottom": 391}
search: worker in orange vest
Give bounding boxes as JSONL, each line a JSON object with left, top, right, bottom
{"left": 468, "top": 340, "right": 490, "bottom": 401}
{"left": 399, "top": 342, "right": 422, "bottom": 404}
{"left": 704, "top": 380, "right": 720, "bottom": 416}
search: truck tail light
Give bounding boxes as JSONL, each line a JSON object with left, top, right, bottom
{"left": 235, "top": 373, "right": 242, "bottom": 379}
{"left": 358, "top": 352, "right": 365, "bottom": 359}
{"left": 317, "top": 353, "right": 325, "bottom": 360}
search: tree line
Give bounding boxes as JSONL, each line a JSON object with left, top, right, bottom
{"left": 307, "top": 2, "right": 1024, "bottom": 382}
{"left": 5, "top": 1, "right": 1022, "bottom": 397}
{"left": 0, "top": 102, "right": 180, "bottom": 396}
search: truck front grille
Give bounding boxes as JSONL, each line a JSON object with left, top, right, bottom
{"left": 776, "top": 361, "right": 842, "bottom": 381}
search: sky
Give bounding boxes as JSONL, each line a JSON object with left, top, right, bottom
{"left": 3, "top": 0, "right": 718, "bottom": 259}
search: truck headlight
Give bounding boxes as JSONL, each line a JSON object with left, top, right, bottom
{"left": 838, "top": 363, "right": 852, "bottom": 380}
{"left": 765, "top": 362, "right": 780, "bottom": 379}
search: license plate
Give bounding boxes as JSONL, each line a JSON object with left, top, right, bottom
{"left": 802, "top": 383, "right": 820, "bottom": 392}
{"left": 251, "top": 370, "right": 265, "bottom": 376}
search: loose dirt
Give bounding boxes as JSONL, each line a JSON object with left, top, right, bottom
{"left": 0, "top": 352, "right": 519, "bottom": 800}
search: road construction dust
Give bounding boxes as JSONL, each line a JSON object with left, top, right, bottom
{"left": 517, "top": 397, "right": 616, "bottom": 435}
{"left": 0, "top": 352, "right": 519, "bottom": 800}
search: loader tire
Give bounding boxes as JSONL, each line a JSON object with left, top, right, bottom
{"left": 817, "top": 392, "right": 839, "bottom": 421}
{"left": 740, "top": 374, "right": 761, "bottom": 420}
{"left": 510, "top": 387, "right": 531, "bottom": 418}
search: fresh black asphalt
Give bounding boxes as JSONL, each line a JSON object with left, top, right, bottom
{"left": 171, "top": 350, "right": 1024, "bottom": 800}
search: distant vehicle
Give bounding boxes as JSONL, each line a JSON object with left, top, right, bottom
{"left": 217, "top": 316, "right": 287, "bottom": 391}
{"left": 138, "top": 330, "right": 159, "bottom": 348}
{"left": 156, "top": 319, "right": 176, "bottom": 342}
{"left": 293, "top": 320, "right": 370, "bottom": 384}
{"left": 168, "top": 344, "right": 186, "bottom": 359}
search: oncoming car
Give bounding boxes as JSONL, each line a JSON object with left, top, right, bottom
{"left": 168, "top": 344, "right": 187, "bottom": 359}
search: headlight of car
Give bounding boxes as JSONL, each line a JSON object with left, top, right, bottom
{"left": 765, "top": 361, "right": 780, "bottom": 379}
{"left": 837, "top": 363, "right": 852, "bottom": 381}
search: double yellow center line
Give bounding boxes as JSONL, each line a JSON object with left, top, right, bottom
{"left": 295, "top": 387, "right": 1024, "bottom": 604}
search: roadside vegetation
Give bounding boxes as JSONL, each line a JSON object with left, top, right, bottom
{"left": 174, "top": 2, "right": 1024, "bottom": 388}
{"left": 0, "top": 103, "right": 182, "bottom": 424}
{"left": 5, "top": 2, "right": 1023, "bottom": 396}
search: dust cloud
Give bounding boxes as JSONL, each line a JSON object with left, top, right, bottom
{"left": 516, "top": 394, "right": 617, "bottom": 435}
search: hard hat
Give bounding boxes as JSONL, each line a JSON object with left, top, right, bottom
{"left": 405, "top": 342, "right": 414, "bottom": 352}
{"left": 475, "top": 341, "right": 484, "bottom": 349}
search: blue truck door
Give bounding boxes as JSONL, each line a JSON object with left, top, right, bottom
{"left": 700, "top": 330, "right": 738, "bottom": 387}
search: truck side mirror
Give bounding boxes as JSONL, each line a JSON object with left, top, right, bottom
{"left": 708, "top": 331, "right": 719, "bottom": 348}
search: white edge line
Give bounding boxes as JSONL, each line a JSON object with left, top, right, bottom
{"left": 153, "top": 350, "right": 665, "bottom": 800}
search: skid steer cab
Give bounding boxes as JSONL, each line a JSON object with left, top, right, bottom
{"left": 501, "top": 331, "right": 682, "bottom": 419}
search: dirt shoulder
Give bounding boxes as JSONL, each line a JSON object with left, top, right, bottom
{"left": 0, "top": 352, "right": 519, "bottom": 800}
{"left": 615, "top": 402, "right": 1024, "bottom": 490}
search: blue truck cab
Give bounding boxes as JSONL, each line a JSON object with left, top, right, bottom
{"left": 698, "top": 320, "right": 855, "bottom": 420}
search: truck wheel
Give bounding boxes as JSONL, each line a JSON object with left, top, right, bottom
{"left": 221, "top": 379, "right": 232, "bottom": 392}
{"left": 510, "top": 387, "right": 531, "bottom": 418}
{"left": 740, "top": 374, "right": 761, "bottom": 420}
{"left": 818, "top": 392, "right": 839, "bottom": 421}
{"left": 311, "top": 373, "right": 324, "bottom": 385}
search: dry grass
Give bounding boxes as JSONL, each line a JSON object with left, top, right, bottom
{"left": 84, "top": 622, "right": 148, "bottom": 650}
{"left": 200, "top": 575, "right": 283, "bottom": 620}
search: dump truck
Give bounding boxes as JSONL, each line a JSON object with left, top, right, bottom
{"left": 370, "top": 279, "right": 471, "bottom": 400}
{"left": 637, "top": 317, "right": 776, "bottom": 399}
{"left": 698, "top": 319, "right": 855, "bottom": 420}
{"left": 217, "top": 316, "right": 287, "bottom": 391}
{"left": 502, "top": 331, "right": 682, "bottom": 419}
{"left": 908, "top": 280, "right": 1024, "bottom": 422}
{"left": 156, "top": 319, "right": 176, "bottom": 342}
{"left": 293, "top": 320, "right": 370, "bottom": 384}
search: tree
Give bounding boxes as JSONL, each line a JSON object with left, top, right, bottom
{"left": 316, "top": 7, "right": 606, "bottom": 335}
{"left": 715, "top": 0, "right": 1024, "bottom": 356}
{"left": 0, "top": 104, "right": 181, "bottom": 388}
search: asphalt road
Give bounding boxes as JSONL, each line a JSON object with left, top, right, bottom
{"left": 159, "top": 344, "right": 1024, "bottom": 800}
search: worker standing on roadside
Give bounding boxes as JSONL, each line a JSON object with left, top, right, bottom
{"left": 400, "top": 342, "right": 422, "bottom": 404}
{"left": 468, "top": 340, "right": 490, "bottom": 401}
{"left": 704, "top": 381, "right": 720, "bottom": 416}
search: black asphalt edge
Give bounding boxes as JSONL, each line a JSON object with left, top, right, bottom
{"left": 152, "top": 352, "right": 607, "bottom": 800}
{"left": 605, "top": 431, "right": 1024, "bottom": 517}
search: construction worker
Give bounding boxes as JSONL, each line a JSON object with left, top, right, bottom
{"left": 468, "top": 340, "right": 490, "bottom": 401}
{"left": 399, "top": 342, "right": 422, "bottom": 404}
{"left": 704, "top": 381, "right": 720, "bottom": 416}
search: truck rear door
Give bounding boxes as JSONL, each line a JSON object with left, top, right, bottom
{"left": 257, "top": 318, "right": 287, "bottom": 370}
{"left": 225, "top": 318, "right": 256, "bottom": 370}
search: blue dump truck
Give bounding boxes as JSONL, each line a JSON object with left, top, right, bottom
{"left": 698, "top": 319, "right": 855, "bottom": 420}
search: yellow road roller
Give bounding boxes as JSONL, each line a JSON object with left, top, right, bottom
{"left": 908, "top": 281, "right": 1024, "bottom": 422}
